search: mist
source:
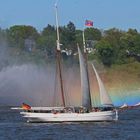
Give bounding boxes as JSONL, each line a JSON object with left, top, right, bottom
{"left": 1, "top": 38, "right": 138, "bottom": 107}
{"left": 0, "top": 61, "right": 82, "bottom": 107}
{"left": 0, "top": 36, "right": 82, "bottom": 106}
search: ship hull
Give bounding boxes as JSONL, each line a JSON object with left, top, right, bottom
{"left": 20, "top": 110, "right": 118, "bottom": 123}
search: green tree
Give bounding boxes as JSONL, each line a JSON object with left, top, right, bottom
{"left": 37, "top": 24, "right": 56, "bottom": 56}
{"left": 120, "top": 28, "right": 140, "bottom": 57}
{"left": 95, "top": 40, "right": 115, "bottom": 66}
{"left": 104, "top": 28, "right": 128, "bottom": 64}
{"left": 75, "top": 29, "right": 83, "bottom": 45}
{"left": 42, "top": 24, "right": 55, "bottom": 36}
{"left": 127, "top": 28, "right": 138, "bottom": 36}
{"left": 60, "top": 21, "right": 76, "bottom": 53}
{"left": 85, "top": 27, "right": 102, "bottom": 41}
{"left": 8, "top": 25, "right": 39, "bottom": 48}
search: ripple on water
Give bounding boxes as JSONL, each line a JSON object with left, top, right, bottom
{"left": 0, "top": 107, "right": 140, "bottom": 140}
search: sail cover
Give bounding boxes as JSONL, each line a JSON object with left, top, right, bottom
{"left": 92, "top": 64, "right": 114, "bottom": 107}
{"left": 78, "top": 47, "right": 92, "bottom": 109}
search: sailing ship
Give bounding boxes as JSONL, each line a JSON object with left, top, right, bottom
{"left": 19, "top": 5, "right": 118, "bottom": 123}
{"left": 119, "top": 102, "right": 140, "bottom": 110}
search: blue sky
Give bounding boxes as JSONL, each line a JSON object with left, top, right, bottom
{"left": 0, "top": 0, "right": 140, "bottom": 31}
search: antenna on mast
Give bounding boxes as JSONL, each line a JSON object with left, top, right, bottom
{"left": 55, "top": 0, "right": 60, "bottom": 51}
{"left": 55, "top": 0, "right": 59, "bottom": 7}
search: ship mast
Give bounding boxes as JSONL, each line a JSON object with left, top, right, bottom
{"left": 55, "top": 3, "right": 65, "bottom": 107}
{"left": 82, "top": 28, "right": 92, "bottom": 110}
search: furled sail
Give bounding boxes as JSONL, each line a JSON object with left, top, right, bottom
{"left": 78, "top": 47, "right": 92, "bottom": 109}
{"left": 92, "top": 64, "right": 114, "bottom": 107}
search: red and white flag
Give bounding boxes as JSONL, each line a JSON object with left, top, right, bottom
{"left": 85, "top": 20, "right": 93, "bottom": 27}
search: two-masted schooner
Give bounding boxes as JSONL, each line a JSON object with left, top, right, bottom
{"left": 19, "top": 4, "right": 118, "bottom": 123}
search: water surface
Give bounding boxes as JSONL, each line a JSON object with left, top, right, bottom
{"left": 0, "top": 107, "right": 140, "bottom": 140}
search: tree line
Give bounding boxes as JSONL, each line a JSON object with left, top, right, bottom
{"left": 0, "top": 21, "right": 140, "bottom": 67}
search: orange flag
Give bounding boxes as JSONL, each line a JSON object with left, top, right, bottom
{"left": 22, "top": 103, "right": 31, "bottom": 110}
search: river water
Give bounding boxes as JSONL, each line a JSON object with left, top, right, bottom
{"left": 0, "top": 106, "right": 140, "bottom": 140}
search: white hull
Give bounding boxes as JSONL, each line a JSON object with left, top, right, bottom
{"left": 20, "top": 110, "right": 118, "bottom": 123}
